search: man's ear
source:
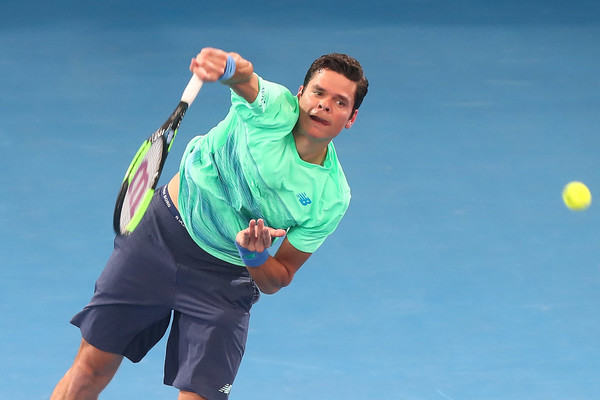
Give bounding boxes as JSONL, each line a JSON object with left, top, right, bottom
{"left": 345, "top": 109, "right": 358, "bottom": 129}
{"left": 297, "top": 85, "right": 304, "bottom": 98}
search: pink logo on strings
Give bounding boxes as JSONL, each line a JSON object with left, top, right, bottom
{"left": 128, "top": 159, "right": 149, "bottom": 218}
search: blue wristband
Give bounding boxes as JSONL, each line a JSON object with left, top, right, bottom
{"left": 235, "top": 241, "right": 269, "bottom": 267}
{"left": 219, "top": 55, "right": 236, "bottom": 81}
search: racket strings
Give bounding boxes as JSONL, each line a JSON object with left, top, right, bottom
{"left": 119, "top": 138, "right": 164, "bottom": 232}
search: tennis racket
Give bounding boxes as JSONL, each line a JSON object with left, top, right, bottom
{"left": 113, "top": 74, "right": 203, "bottom": 235}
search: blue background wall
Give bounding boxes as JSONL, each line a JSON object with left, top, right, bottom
{"left": 1, "top": 1, "right": 599, "bottom": 399}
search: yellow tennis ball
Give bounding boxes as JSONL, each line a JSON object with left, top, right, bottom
{"left": 562, "top": 181, "right": 592, "bottom": 211}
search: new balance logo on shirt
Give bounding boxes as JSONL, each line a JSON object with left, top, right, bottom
{"left": 219, "top": 383, "right": 232, "bottom": 394}
{"left": 297, "top": 192, "right": 312, "bottom": 206}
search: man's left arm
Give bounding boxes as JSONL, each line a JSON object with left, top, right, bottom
{"left": 235, "top": 219, "right": 311, "bottom": 294}
{"left": 250, "top": 238, "right": 311, "bottom": 294}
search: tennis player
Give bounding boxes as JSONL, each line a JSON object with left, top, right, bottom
{"left": 51, "top": 47, "right": 368, "bottom": 400}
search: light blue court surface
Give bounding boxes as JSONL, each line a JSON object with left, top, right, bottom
{"left": 1, "top": 1, "right": 600, "bottom": 399}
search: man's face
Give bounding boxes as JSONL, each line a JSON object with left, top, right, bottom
{"left": 295, "top": 68, "right": 358, "bottom": 142}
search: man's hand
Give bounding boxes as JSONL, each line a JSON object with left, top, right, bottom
{"left": 236, "top": 221, "right": 311, "bottom": 295}
{"left": 190, "top": 47, "right": 230, "bottom": 82}
{"left": 190, "top": 47, "right": 259, "bottom": 103}
{"left": 236, "top": 219, "right": 287, "bottom": 252}
{"left": 190, "top": 47, "right": 254, "bottom": 83}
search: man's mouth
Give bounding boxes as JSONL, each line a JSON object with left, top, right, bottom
{"left": 310, "top": 115, "right": 330, "bottom": 126}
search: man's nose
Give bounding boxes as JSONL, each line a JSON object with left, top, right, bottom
{"left": 318, "top": 100, "right": 330, "bottom": 112}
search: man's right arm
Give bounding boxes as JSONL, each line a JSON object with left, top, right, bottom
{"left": 189, "top": 47, "right": 259, "bottom": 103}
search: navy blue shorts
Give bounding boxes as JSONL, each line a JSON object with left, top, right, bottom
{"left": 71, "top": 186, "right": 259, "bottom": 400}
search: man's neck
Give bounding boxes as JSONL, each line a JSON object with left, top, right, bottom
{"left": 292, "top": 131, "right": 329, "bottom": 165}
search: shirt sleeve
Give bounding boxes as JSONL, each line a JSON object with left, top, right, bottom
{"left": 286, "top": 218, "right": 344, "bottom": 253}
{"left": 286, "top": 189, "right": 351, "bottom": 254}
{"left": 229, "top": 75, "right": 299, "bottom": 132}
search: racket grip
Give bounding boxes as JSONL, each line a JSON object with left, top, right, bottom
{"left": 181, "top": 74, "right": 203, "bottom": 106}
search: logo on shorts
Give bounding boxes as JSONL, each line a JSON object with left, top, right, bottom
{"left": 219, "top": 383, "right": 232, "bottom": 394}
{"left": 297, "top": 192, "right": 312, "bottom": 206}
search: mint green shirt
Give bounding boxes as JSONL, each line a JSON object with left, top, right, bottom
{"left": 178, "top": 76, "right": 351, "bottom": 266}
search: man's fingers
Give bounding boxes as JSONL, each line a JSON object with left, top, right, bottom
{"left": 238, "top": 219, "right": 286, "bottom": 252}
{"left": 248, "top": 219, "right": 257, "bottom": 236}
{"left": 269, "top": 228, "right": 287, "bottom": 238}
{"left": 240, "top": 231, "right": 251, "bottom": 247}
{"left": 261, "top": 229, "right": 272, "bottom": 249}
{"left": 190, "top": 48, "right": 230, "bottom": 81}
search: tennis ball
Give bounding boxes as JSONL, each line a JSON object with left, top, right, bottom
{"left": 562, "top": 181, "right": 592, "bottom": 211}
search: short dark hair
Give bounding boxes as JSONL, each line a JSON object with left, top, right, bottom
{"left": 303, "top": 53, "right": 369, "bottom": 112}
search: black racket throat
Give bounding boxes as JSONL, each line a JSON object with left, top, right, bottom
{"left": 160, "top": 101, "right": 188, "bottom": 144}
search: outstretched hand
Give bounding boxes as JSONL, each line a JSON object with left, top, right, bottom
{"left": 190, "top": 47, "right": 254, "bottom": 84}
{"left": 236, "top": 219, "right": 287, "bottom": 253}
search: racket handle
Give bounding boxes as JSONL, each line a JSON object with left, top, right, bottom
{"left": 181, "top": 74, "right": 203, "bottom": 106}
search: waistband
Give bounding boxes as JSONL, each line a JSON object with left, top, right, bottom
{"left": 160, "top": 185, "right": 186, "bottom": 228}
